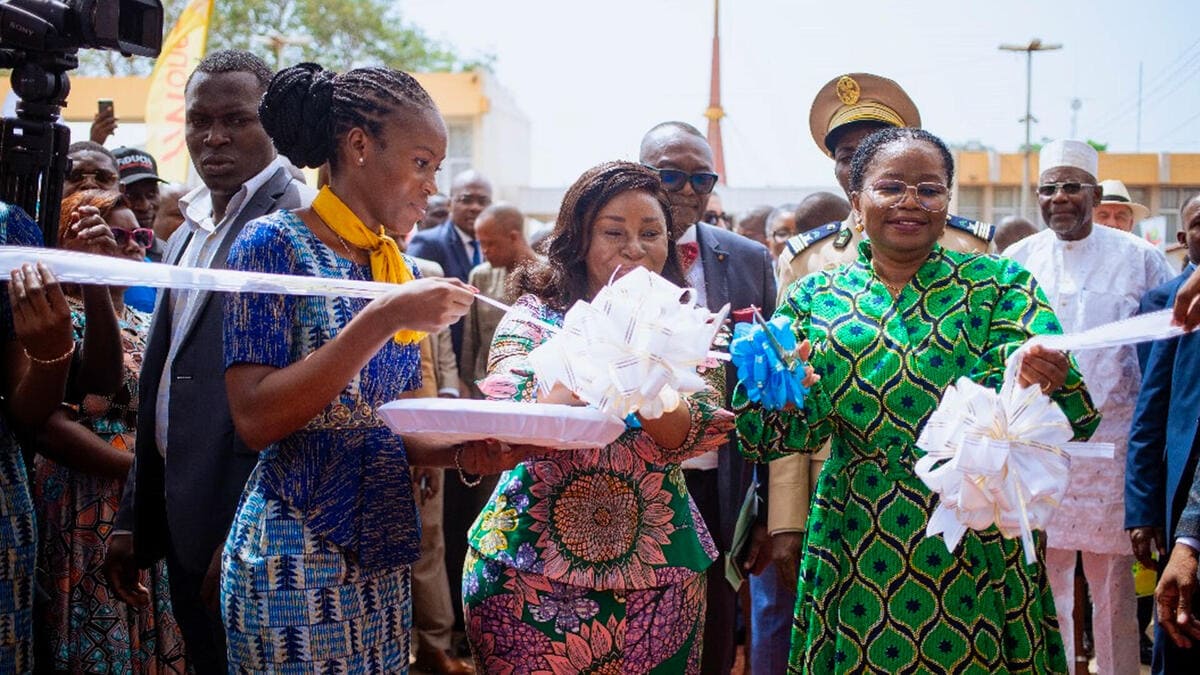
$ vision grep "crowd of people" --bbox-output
[2,49,1200,675]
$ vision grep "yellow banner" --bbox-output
[144,0,214,183]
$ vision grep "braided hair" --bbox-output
[511,161,682,312]
[57,189,128,244]
[848,127,955,193]
[258,62,438,170]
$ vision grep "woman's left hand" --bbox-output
[460,438,544,474]
[1018,344,1069,394]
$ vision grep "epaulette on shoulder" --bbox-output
[947,214,995,242]
[785,221,843,257]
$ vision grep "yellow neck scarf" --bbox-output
[312,186,425,345]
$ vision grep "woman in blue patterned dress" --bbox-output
[0,203,78,673]
[220,63,527,673]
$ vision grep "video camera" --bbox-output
[0,0,163,245]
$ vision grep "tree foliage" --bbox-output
[76,0,488,76]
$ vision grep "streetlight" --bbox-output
[999,38,1061,220]
[253,33,314,70]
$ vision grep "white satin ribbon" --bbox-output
[527,266,727,420]
[917,310,1184,565]
[0,246,400,299]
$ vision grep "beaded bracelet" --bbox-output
[24,342,75,367]
[454,443,483,487]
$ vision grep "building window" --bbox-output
[991,187,1021,222]
[1161,187,1200,239]
[954,187,983,222]
[438,121,475,195]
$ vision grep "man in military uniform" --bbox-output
[755,72,996,673]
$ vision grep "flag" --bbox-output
[144,0,214,183]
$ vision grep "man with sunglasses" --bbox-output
[1006,139,1174,674]
[639,120,776,675]
[762,72,995,675]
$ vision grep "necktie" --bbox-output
[470,239,482,267]
[678,241,700,274]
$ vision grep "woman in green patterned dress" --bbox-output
[736,127,1101,674]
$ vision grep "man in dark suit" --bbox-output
[408,169,494,356]
[103,50,313,675]
[640,121,776,674]
[1127,192,1200,673]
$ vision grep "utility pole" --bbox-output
[999,39,1062,220]
[1070,98,1082,138]
[1136,61,1144,152]
[705,0,727,183]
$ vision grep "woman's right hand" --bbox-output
[61,207,118,256]
[796,339,820,388]
[9,263,72,361]
[371,277,475,335]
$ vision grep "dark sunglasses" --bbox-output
[1037,182,1096,197]
[702,210,733,226]
[643,165,719,195]
[113,227,154,248]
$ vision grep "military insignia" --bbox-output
[836,76,860,105]
[833,228,853,249]
[785,221,842,257]
[946,214,995,242]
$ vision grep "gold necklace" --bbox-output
[322,217,359,262]
[872,262,907,295]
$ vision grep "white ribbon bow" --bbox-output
[527,267,726,420]
[916,310,1185,565]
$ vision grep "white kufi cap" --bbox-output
[1039,139,1098,178]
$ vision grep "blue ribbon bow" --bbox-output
[729,316,809,411]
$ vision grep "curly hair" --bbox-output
[510,161,682,312]
[848,127,955,193]
[57,189,129,245]
[186,49,272,92]
[257,62,438,170]
[67,141,117,167]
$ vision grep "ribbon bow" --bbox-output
[729,315,809,411]
[916,355,1112,565]
[527,267,725,420]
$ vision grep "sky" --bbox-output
[399,0,1198,189]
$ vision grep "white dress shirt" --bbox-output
[154,157,315,456]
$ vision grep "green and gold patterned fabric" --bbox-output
[737,241,1100,674]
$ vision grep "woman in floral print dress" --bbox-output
[462,161,734,674]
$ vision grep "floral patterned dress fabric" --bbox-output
[736,243,1101,674]
[0,203,43,675]
[463,293,734,674]
[220,210,422,673]
[34,299,187,673]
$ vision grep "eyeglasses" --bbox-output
[702,210,733,226]
[643,165,719,195]
[453,194,492,207]
[865,180,950,212]
[66,170,119,185]
[112,227,154,248]
[770,229,797,243]
[1037,182,1096,197]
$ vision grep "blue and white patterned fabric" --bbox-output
[221,210,422,672]
[0,201,45,675]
